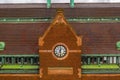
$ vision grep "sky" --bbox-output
[0,0,120,3]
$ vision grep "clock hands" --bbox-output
[60,46,62,57]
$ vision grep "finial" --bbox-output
[56,9,64,13]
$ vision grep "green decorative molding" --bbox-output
[0,54,38,57]
[82,54,120,57]
[0,17,120,23]
[1,64,39,69]
[82,64,119,69]
[0,54,120,57]
[82,69,120,74]
[0,70,38,74]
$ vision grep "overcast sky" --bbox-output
[0,0,120,3]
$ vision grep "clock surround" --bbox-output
[52,43,68,60]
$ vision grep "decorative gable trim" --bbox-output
[39,9,82,46]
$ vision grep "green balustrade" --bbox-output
[2,57,4,64]
[97,57,100,64]
[116,57,119,64]
[0,54,38,57]
[21,58,24,65]
[107,57,110,64]
[31,58,34,64]
[88,57,91,64]
[12,57,15,64]
[4,57,6,64]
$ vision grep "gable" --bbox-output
[39,9,82,50]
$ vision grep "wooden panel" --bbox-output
[82,74,120,80]
[0,74,39,80]
[48,67,73,75]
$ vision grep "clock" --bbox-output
[52,43,68,60]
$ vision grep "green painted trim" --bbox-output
[31,58,33,64]
[70,0,74,8]
[12,57,15,64]
[116,57,119,64]
[21,58,24,65]
[4,57,6,64]
[107,57,109,64]
[2,57,4,64]
[82,69,120,74]
[47,0,51,8]
[88,57,90,64]
[0,42,5,51]
[97,57,100,64]
[0,54,120,57]
[1,64,39,69]
[116,41,120,50]
[82,54,120,57]
[0,70,38,74]
[0,17,120,23]
[82,64,119,69]
[0,54,38,57]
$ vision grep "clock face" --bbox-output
[54,45,67,58]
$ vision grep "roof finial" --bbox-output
[47,0,51,8]
[70,0,74,8]
[56,9,64,13]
